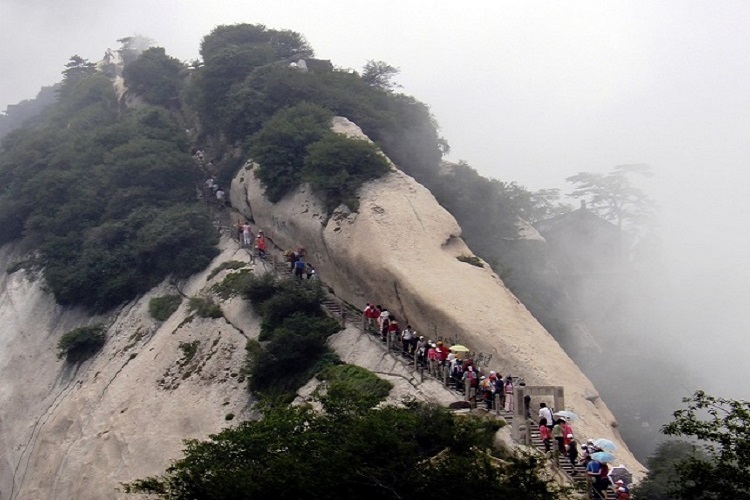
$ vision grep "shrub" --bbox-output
[211,269,252,299]
[178,340,200,365]
[57,324,106,363]
[316,364,393,412]
[188,297,223,318]
[302,133,391,212]
[457,255,484,268]
[207,260,247,281]
[242,272,278,304]
[149,294,182,321]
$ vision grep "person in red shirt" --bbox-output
[387,316,400,348]
[255,232,267,257]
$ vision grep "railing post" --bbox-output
[494,393,501,416]
[464,379,471,402]
[443,364,449,387]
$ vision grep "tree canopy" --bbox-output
[656,391,750,499]
[124,397,563,500]
[566,164,654,231]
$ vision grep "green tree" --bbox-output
[633,440,708,500]
[124,398,562,499]
[566,164,654,231]
[302,133,391,211]
[361,60,401,91]
[122,47,185,106]
[659,391,750,499]
[118,35,156,66]
[249,103,333,202]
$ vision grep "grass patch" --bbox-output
[149,294,182,321]
[179,340,200,365]
[188,297,223,318]
[457,255,484,268]
[316,364,393,411]
[211,269,253,299]
[207,260,247,281]
[57,324,106,363]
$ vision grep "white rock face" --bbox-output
[0,239,257,499]
[231,117,646,477]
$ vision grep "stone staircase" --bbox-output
[235,224,617,499]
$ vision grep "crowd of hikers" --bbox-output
[362,303,630,499]
[192,153,629,499]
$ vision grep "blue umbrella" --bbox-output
[593,438,617,452]
[591,451,615,463]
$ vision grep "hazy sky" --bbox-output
[2,1,749,391]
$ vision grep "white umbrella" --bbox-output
[554,410,579,421]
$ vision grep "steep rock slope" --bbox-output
[231,117,646,476]
[0,240,255,499]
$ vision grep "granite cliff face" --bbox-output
[231,117,645,476]
[0,242,256,499]
[0,116,646,498]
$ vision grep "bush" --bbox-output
[149,294,182,321]
[211,269,252,299]
[188,297,223,318]
[316,364,393,412]
[457,255,484,268]
[207,260,247,281]
[178,340,200,365]
[242,272,278,304]
[302,133,391,212]
[57,324,106,363]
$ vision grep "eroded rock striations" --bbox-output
[0,242,256,499]
[231,116,646,477]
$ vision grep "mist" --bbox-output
[2,0,749,453]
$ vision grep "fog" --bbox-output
[2,0,749,439]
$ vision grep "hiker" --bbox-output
[427,343,439,376]
[567,434,579,473]
[363,303,378,331]
[287,249,300,271]
[378,306,389,332]
[551,418,567,455]
[503,375,515,411]
[539,403,555,429]
[242,223,253,247]
[305,263,316,279]
[463,365,477,400]
[380,314,391,342]
[215,187,225,207]
[401,324,415,354]
[235,220,244,242]
[538,418,552,452]
[387,316,400,347]
[416,336,428,366]
[256,232,267,257]
[293,258,305,279]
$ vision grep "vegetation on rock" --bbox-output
[124,396,562,500]
[149,295,183,321]
[241,273,341,400]
[57,324,106,363]
[188,297,223,319]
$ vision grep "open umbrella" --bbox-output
[593,438,617,452]
[554,410,579,421]
[449,345,470,353]
[608,465,633,486]
[591,451,615,463]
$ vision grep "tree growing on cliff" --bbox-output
[566,164,654,232]
[361,60,401,91]
[122,47,185,106]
